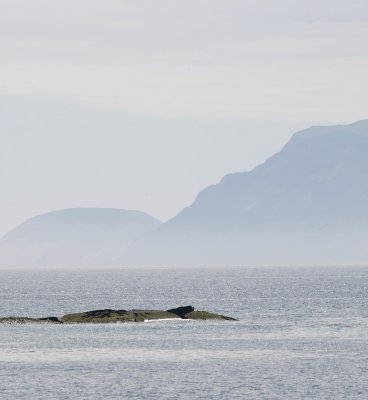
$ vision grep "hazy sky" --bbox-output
[1,0,368,236]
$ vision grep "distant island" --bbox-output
[0,208,161,267]
[0,306,237,324]
[0,120,367,267]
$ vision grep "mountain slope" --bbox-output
[125,120,368,266]
[0,208,161,267]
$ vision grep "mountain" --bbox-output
[125,120,368,266]
[0,208,161,267]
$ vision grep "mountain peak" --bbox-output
[293,119,368,139]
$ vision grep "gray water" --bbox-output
[1,266,368,399]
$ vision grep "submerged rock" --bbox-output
[0,316,62,324]
[184,310,237,320]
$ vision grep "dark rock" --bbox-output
[82,309,127,318]
[166,305,195,318]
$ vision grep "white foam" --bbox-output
[143,318,188,322]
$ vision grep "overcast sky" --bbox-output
[1,0,368,236]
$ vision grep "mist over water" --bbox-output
[1,266,368,399]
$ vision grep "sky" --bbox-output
[1,0,368,236]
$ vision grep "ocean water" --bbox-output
[0,266,368,399]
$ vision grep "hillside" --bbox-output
[0,208,161,267]
[124,120,368,266]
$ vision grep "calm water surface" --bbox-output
[0,266,368,399]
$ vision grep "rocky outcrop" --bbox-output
[0,306,237,324]
[60,309,177,323]
[61,306,237,323]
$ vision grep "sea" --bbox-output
[0,266,367,399]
